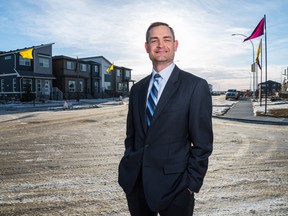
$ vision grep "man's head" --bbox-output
[145,22,178,71]
[145,22,175,43]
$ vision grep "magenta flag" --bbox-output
[243,17,265,42]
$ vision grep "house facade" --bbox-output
[257,80,282,97]
[52,56,101,100]
[52,55,132,100]
[81,56,132,97]
[0,45,133,101]
[0,43,55,101]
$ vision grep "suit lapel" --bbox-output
[150,66,180,127]
[139,75,151,132]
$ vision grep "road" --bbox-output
[0,103,287,215]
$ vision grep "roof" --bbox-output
[80,56,112,65]
[0,43,55,57]
[259,80,281,85]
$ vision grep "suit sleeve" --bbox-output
[187,79,213,193]
[124,85,135,156]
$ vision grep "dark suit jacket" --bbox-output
[118,65,213,211]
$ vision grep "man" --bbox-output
[118,22,213,216]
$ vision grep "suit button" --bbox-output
[145,144,149,148]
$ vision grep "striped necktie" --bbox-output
[146,73,161,127]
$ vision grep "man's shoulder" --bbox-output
[178,68,204,82]
[133,75,150,87]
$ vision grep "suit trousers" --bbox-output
[126,172,195,216]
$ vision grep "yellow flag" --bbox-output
[106,63,114,74]
[255,39,262,70]
[19,48,33,59]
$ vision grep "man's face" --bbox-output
[145,25,178,68]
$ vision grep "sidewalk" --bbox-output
[213,97,288,125]
[0,98,122,114]
[1,97,287,125]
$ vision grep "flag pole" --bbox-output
[264,14,268,115]
[260,39,263,106]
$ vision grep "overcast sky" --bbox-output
[1,0,288,91]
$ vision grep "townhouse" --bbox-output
[0,43,55,101]
[0,44,133,101]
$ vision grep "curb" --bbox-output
[212,115,288,126]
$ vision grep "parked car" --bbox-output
[225,89,239,100]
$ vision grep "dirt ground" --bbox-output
[0,100,287,215]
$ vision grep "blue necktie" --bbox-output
[147,74,161,127]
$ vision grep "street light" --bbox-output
[232,33,256,101]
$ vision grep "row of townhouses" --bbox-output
[0,43,134,102]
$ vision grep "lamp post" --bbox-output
[247,71,252,92]
[232,33,256,101]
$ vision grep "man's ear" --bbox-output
[145,42,149,53]
[174,40,179,51]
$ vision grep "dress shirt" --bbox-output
[146,63,175,105]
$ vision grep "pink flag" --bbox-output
[243,17,265,42]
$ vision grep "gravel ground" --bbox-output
[0,98,287,216]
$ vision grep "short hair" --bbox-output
[145,22,175,42]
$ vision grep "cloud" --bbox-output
[1,0,287,91]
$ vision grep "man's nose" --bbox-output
[157,40,164,47]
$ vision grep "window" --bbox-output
[19,56,31,66]
[1,79,4,92]
[117,82,128,91]
[44,80,50,94]
[68,80,75,92]
[125,70,130,78]
[117,69,121,77]
[94,65,99,73]
[80,63,87,72]
[13,78,16,92]
[67,61,74,70]
[104,82,111,90]
[37,80,41,92]
[39,57,49,68]
[5,55,12,60]
[79,81,84,92]
[23,78,32,86]
[23,78,32,92]
[117,82,123,91]
[94,81,99,93]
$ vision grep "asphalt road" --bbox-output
[0,102,287,215]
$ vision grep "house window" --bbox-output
[39,57,49,68]
[104,82,111,90]
[117,82,123,91]
[37,80,41,92]
[79,81,84,92]
[125,70,130,78]
[117,82,128,91]
[23,78,32,93]
[19,56,31,66]
[80,63,87,72]
[117,69,121,77]
[23,78,32,86]
[68,80,75,92]
[44,80,50,94]
[1,79,4,92]
[5,55,12,60]
[67,61,74,70]
[94,81,99,93]
[13,78,16,92]
[94,65,99,73]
